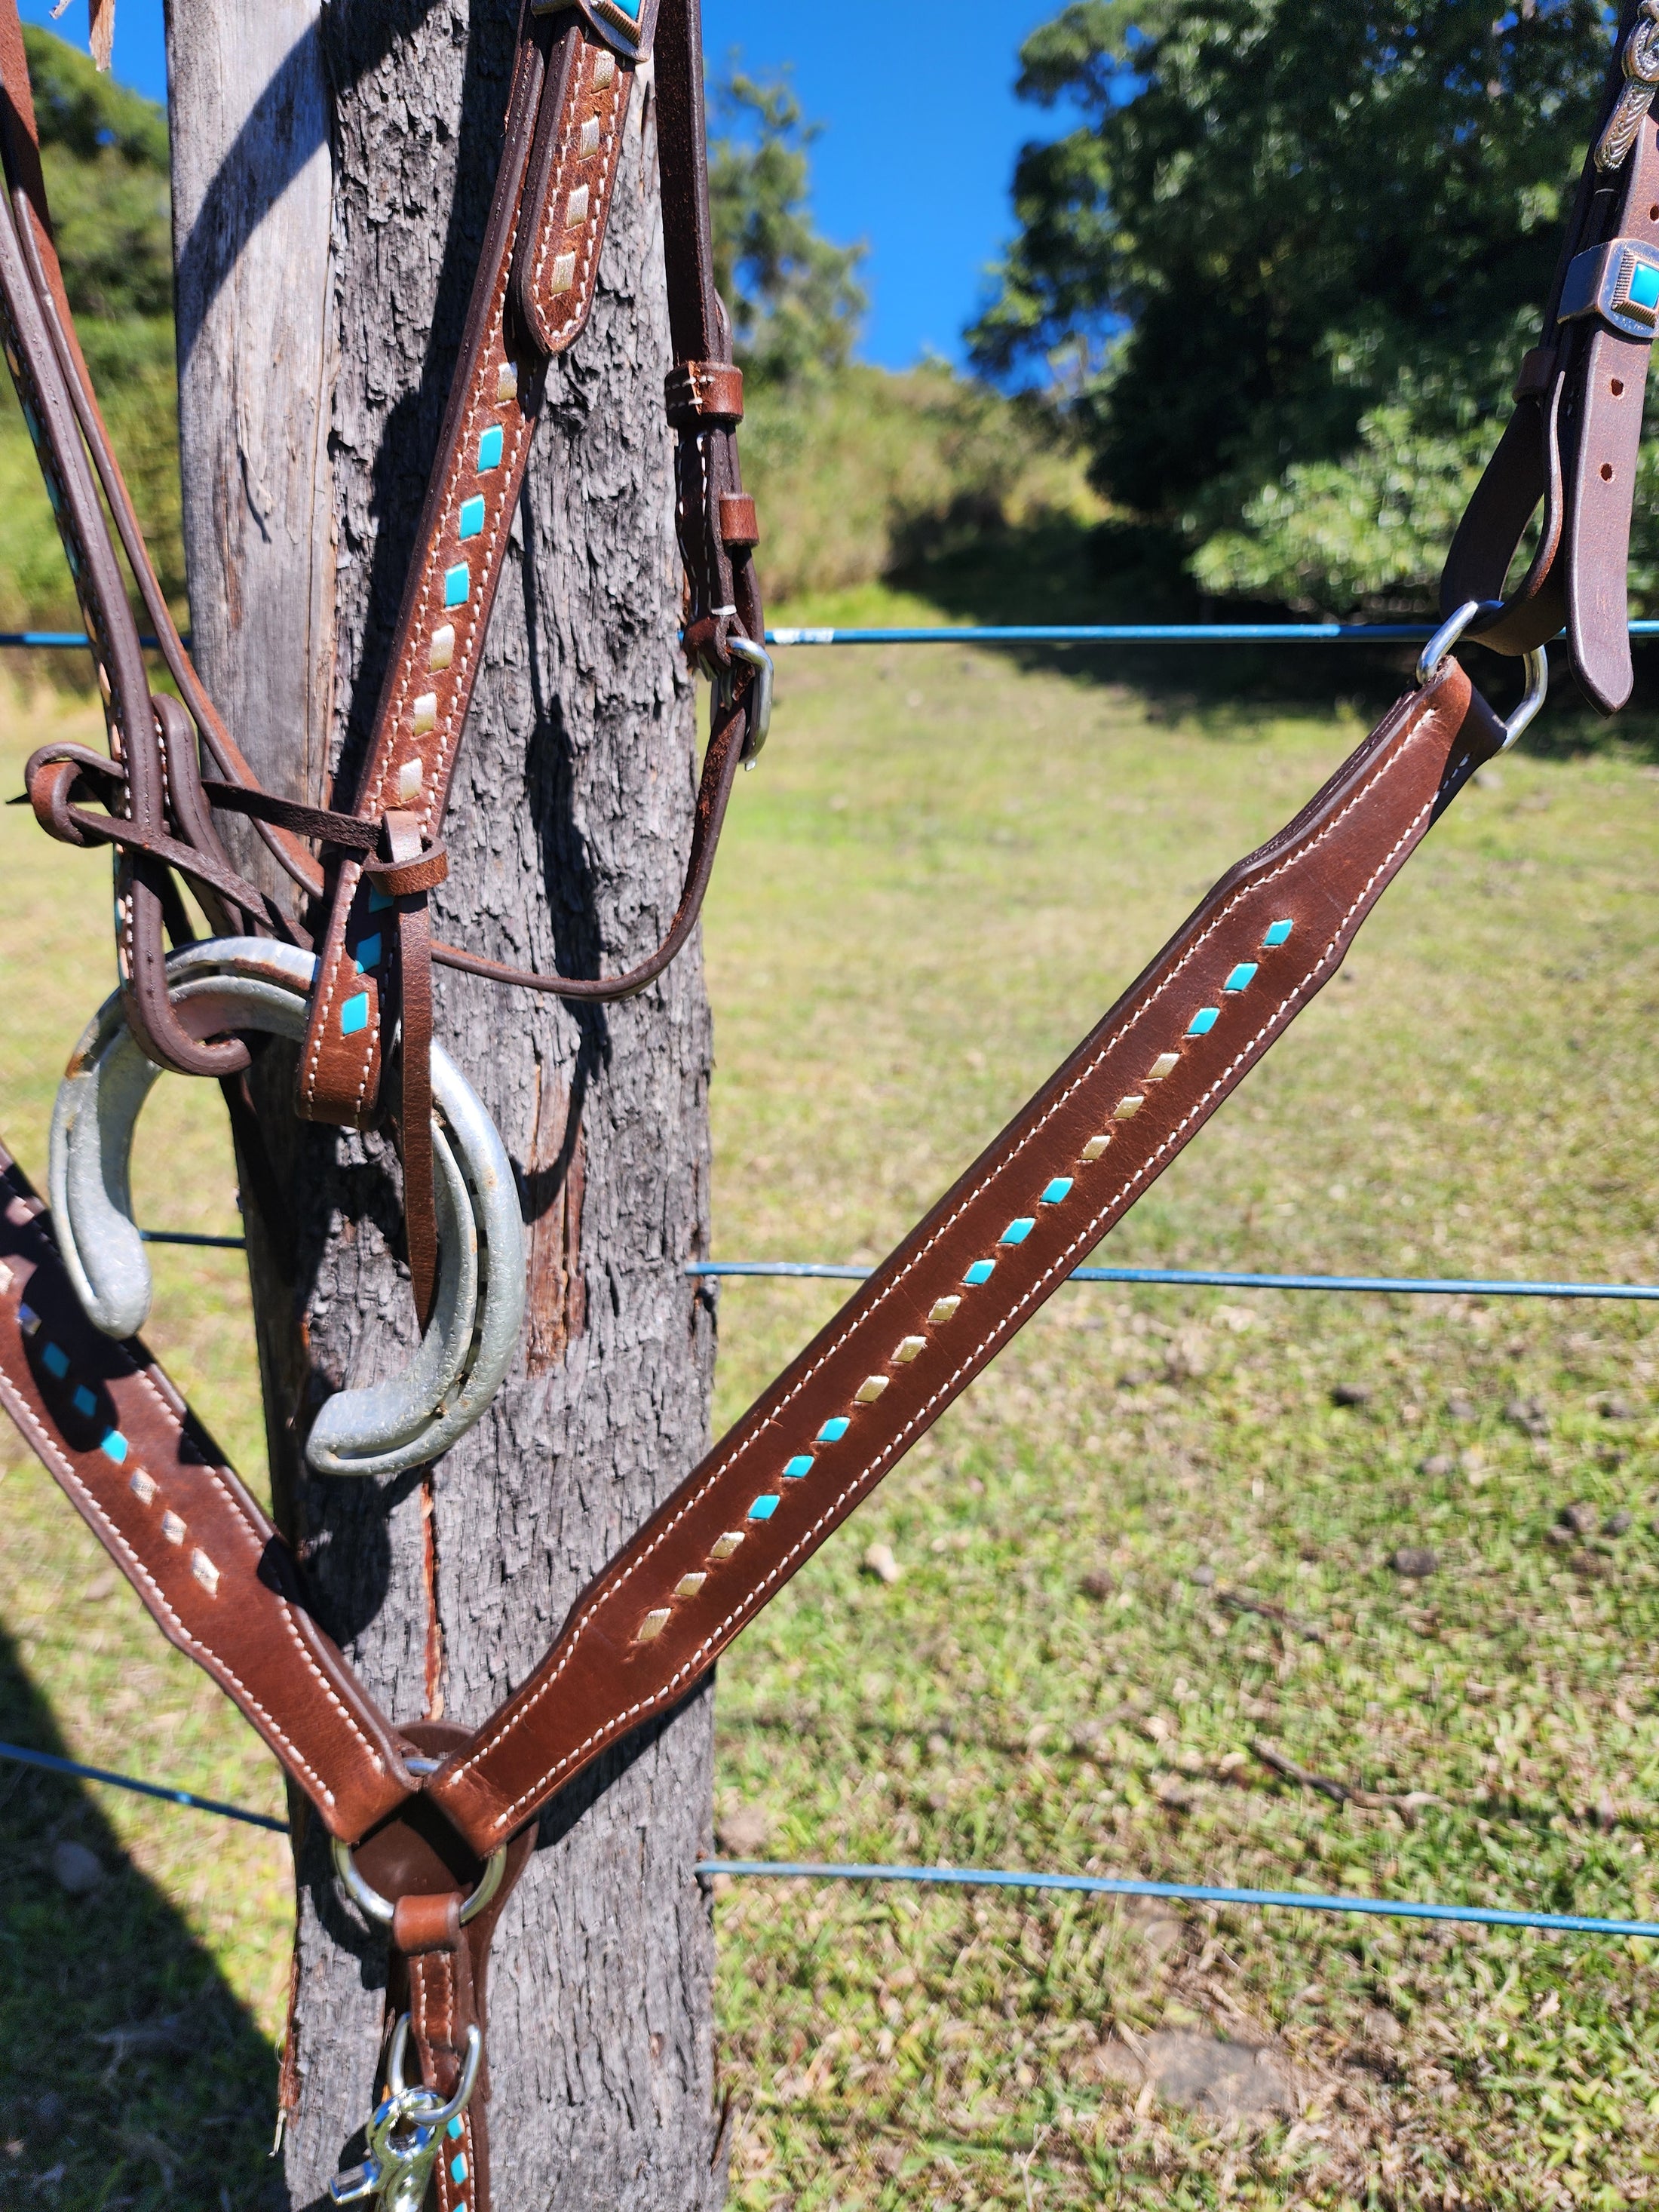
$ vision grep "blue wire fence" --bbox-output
[2,1738,1652,1941]
[11,619,1659,652]
[688,1259,1659,1302]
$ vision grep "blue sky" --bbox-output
[21,0,1073,371]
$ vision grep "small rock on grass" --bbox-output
[50,1839,103,1896]
[1111,2029,1296,2119]
[1331,1382,1372,1408]
[1605,1510,1634,1537]
[862,1542,901,1585]
[1189,1564,1216,1588]
[1420,1453,1455,1478]
[1505,1395,1548,1437]
[1446,1393,1478,1422]
[1561,1500,1599,1538]
[1391,1548,1437,1578]
[714,1805,771,1858]
[1080,1567,1115,1600]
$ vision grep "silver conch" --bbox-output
[1597,0,1659,174]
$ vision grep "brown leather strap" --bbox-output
[382,809,439,1329]
[508,14,633,357]
[0,1140,413,1839]
[1442,4,1659,711]
[0,94,244,1081]
[422,680,749,1002]
[0,0,321,907]
[349,1722,536,2212]
[427,660,1504,1854]
[297,9,566,1131]
[655,0,765,667]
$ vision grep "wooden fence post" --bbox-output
[167,4,725,2198]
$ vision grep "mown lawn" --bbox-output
[4,632,1659,2208]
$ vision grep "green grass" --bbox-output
[5,638,1659,2206]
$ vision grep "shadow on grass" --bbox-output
[890,511,1659,759]
[0,1619,282,2210]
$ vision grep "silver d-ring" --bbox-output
[1415,598,1549,753]
[331,1834,508,1928]
[48,937,526,1479]
[1415,598,1498,687]
[724,634,774,764]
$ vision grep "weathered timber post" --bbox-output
[166,3,724,2201]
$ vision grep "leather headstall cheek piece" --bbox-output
[1443,0,1659,713]
[0,5,1647,2207]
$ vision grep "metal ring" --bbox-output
[385,2013,482,2124]
[48,937,526,1479]
[1415,599,1498,687]
[331,1835,508,1928]
[1415,597,1550,753]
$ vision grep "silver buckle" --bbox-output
[1557,235,1659,339]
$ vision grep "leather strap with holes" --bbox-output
[1443,2,1659,713]
[425,660,1505,1854]
[0,1140,412,1840]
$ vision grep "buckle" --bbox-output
[1557,236,1659,339]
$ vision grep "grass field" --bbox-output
[5,630,1659,2208]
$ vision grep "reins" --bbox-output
[0,6,1653,2207]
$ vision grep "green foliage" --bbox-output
[708,70,866,385]
[971,0,1618,615]
[741,362,1101,606]
[0,27,181,628]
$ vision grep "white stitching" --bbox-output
[121,1364,389,1772]
[449,688,1460,1817]
[528,51,624,351]
[0,1367,339,1808]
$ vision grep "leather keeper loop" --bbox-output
[364,843,449,899]
[664,360,744,425]
[1513,345,1560,400]
[719,492,760,548]
[24,742,124,847]
[28,756,97,845]
[391,1891,465,1954]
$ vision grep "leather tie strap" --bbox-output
[376,810,441,1328]
[424,659,1505,1855]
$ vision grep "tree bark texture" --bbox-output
[167,6,724,2204]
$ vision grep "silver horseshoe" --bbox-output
[48,937,526,1479]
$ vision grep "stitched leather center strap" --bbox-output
[425,662,1504,1855]
[0,1142,412,1839]
[298,12,630,1134]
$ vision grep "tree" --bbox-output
[707,69,866,384]
[970,0,1620,615]
[167,3,722,2201]
[0,26,180,619]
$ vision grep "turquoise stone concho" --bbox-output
[1558,236,1659,340]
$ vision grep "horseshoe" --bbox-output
[48,938,526,1479]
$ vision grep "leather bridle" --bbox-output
[0,7,1651,2207]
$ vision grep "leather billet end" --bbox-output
[508,20,633,362]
